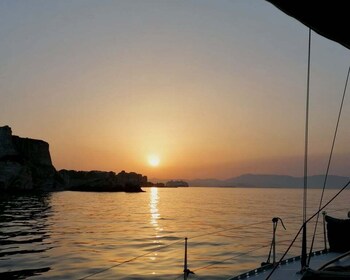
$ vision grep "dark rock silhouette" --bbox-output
[59,170,146,192]
[144,180,189,188]
[165,180,189,187]
[0,126,147,193]
[0,126,63,191]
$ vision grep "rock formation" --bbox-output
[165,180,189,187]
[0,126,63,191]
[0,125,147,193]
[59,170,146,192]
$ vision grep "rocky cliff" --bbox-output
[0,125,148,193]
[0,126,63,191]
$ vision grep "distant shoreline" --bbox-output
[188,185,348,189]
[151,174,349,189]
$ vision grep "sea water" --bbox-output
[1,187,349,280]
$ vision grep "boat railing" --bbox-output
[177,220,327,280]
[77,208,346,280]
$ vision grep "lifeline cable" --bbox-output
[77,209,335,280]
[78,239,184,280]
[266,178,350,280]
[173,243,272,280]
[77,218,271,280]
[301,27,312,270]
[307,64,350,266]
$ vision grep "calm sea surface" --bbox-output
[1,187,349,280]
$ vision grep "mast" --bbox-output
[301,28,311,270]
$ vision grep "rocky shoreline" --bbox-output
[0,126,146,193]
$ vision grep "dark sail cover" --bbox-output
[266,1,350,50]
[325,215,350,253]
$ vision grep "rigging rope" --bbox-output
[188,220,270,240]
[77,239,184,280]
[307,64,350,266]
[193,244,270,273]
[77,205,348,280]
[266,178,350,280]
[172,243,274,280]
[77,218,271,280]
[301,27,312,270]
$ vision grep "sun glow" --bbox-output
[148,155,160,167]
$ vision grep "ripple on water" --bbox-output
[1,188,349,279]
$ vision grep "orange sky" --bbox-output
[1,1,350,179]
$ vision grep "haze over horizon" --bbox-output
[1,0,350,179]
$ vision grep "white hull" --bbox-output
[228,250,350,280]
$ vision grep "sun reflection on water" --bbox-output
[149,187,163,262]
[150,187,160,228]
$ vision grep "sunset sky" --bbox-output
[1,0,350,179]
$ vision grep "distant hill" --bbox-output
[183,174,349,188]
[186,178,225,187]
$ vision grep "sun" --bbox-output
[148,155,160,167]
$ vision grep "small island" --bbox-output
[165,180,189,187]
[144,180,189,188]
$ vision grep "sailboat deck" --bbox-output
[228,250,350,280]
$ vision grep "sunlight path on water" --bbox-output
[0,188,349,279]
